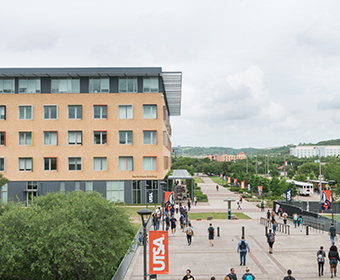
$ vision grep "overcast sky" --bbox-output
[1,1,340,149]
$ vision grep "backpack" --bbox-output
[188,228,193,236]
[240,240,246,250]
[330,227,336,237]
[208,227,214,235]
[245,274,253,280]
[269,233,275,243]
[317,250,325,262]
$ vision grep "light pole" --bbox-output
[284,154,287,179]
[160,181,167,230]
[254,155,257,175]
[265,155,268,176]
[137,209,153,280]
[314,147,322,193]
[329,180,336,224]
[145,184,149,209]
[246,155,248,174]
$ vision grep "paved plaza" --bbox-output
[125,178,333,280]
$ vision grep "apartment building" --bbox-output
[290,146,340,158]
[0,67,182,205]
[207,152,247,162]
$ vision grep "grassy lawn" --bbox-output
[320,214,340,222]
[188,212,251,220]
[193,176,205,184]
[210,176,225,185]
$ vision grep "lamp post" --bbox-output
[261,181,264,202]
[329,180,336,224]
[145,184,149,209]
[160,181,167,231]
[314,147,322,193]
[265,155,268,176]
[246,155,248,174]
[254,155,257,175]
[137,209,153,280]
[284,154,287,179]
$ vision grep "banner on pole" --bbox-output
[258,186,263,196]
[321,190,331,211]
[247,183,251,191]
[241,181,245,189]
[227,177,231,183]
[164,192,175,213]
[286,189,292,202]
[148,190,154,204]
[149,231,169,274]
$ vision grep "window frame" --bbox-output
[51,78,80,93]
[89,78,110,93]
[68,157,82,171]
[118,105,133,119]
[143,105,157,119]
[19,157,33,171]
[93,131,107,145]
[0,78,15,93]
[0,106,6,120]
[18,78,41,94]
[68,105,82,119]
[143,130,157,145]
[19,105,33,120]
[19,131,32,146]
[119,156,133,171]
[44,105,58,120]
[0,132,5,146]
[143,156,157,171]
[68,131,82,145]
[93,105,108,119]
[0,158,5,172]
[93,157,107,171]
[119,131,133,145]
[118,77,138,93]
[44,157,58,171]
[44,131,58,145]
[143,77,159,93]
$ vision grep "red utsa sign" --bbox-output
[149,231,169,274]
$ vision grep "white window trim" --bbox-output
[118,105,133,119]
[18,105,33,120]
[68,157,82,171]
[43,105,58,120]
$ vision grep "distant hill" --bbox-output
[298,139,340,146]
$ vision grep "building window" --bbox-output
[19,132,32,145]
[89,78,109,93]
[51,78,80,93]
[19,78,41,93]
[19,158,33,171]
[86,181,93,192]
[44,131,57,145]
[106,180,124,202]
[68,105,82,119]
[94,105,107,119]
[19,105,33,120]
[119,157,133,171]
[75,182,81,191]
[0,132,5,146]
[1,184,7,203]
[143,157,157,170]
[0,106,6,120]
[163,131,168,146]
[68,157,82,171]
[119,131,133,145]
[94,157,107,171]
[143,77,159,92]
[94,131,107,145]
[0,158,5,172]
[143,131,157,144]
[0,79,15,93]
[68,131,82,145]
[118,105,133,119]
[60,181,65,192]
[119,77,137,93]
[143,105,157,119]
[44,157,57,171]
[132,180,141,204]
[44,105,57,119]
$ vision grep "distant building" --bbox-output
[207,152,247,162]
[290,145,340,158]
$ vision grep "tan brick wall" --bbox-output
[0,92,171,181]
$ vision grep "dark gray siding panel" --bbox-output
[15,78,19,93]
[138,77,143,93]
[80,77,89,93]
[94,181,106,197]
[159,77,164,93]
[65,181,74,193]
[41,78,51,93]
[110,77,118,93]
[8,181,26,203]
[124,180,133,204]
[40,181,60,195]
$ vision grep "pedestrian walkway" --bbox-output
[124,177,331,280]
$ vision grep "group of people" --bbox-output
[183,268,295,280]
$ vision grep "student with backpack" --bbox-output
[293,213,298,228]
[266,229,275,254]
[186,223,194,246]
[283,269,295,280]
[328,244,340,278]
[237,236,250,266]
[299,215,303,232]
[224,268,237,280]
[241,266,255,280]
[317,246,326,277]
[329,223,337,244]
[207,223,215,246]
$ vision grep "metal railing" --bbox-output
[112,217,152,280]
[260,217,290,235]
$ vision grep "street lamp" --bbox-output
[329,180,336,224]
[284,154,287,179]
[160,181,167,230]
[145,184,149,209]
[137,209,153,280]
[261,181,264,202]
[314,147,322,194]
[254,155,257,175]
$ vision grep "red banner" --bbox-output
[321,190,331,211]
[258,186,263,196]
[241,181,245,189]
[164,191,175,213]
[149,231,169,274]
[227,177,231,183]
[234,178,237,186]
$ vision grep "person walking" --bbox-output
[237,200,242,210]
[329,223,337,244]
[266,209,270,220]
[186,222,194,246]
[271,209,276,222]
[224,268,238,280]
[293,213,298,228]
[329,244,340,278]
[237,236,250,266]
[317,245,326,277]
[277,206,283,218]
[194,196,197,206]
[182,269,195,280]
[187,199,191,211]
[240,195,243,204]
[266,229,275,254]
[272,220,278,235]
[282,212,288,225]
[216,185,219,191]
[283,269,295,280]
[260,201,264,212]
[175,203,179,214]
[170,215,177,235]
[241,267,255,280]
[207,223,215,246]
[299,215,303,232]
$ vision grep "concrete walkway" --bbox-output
[125,177,331,280]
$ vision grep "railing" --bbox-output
[260,217,290,235]
[111,217,152,280]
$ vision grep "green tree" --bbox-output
[0,191,135,279]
